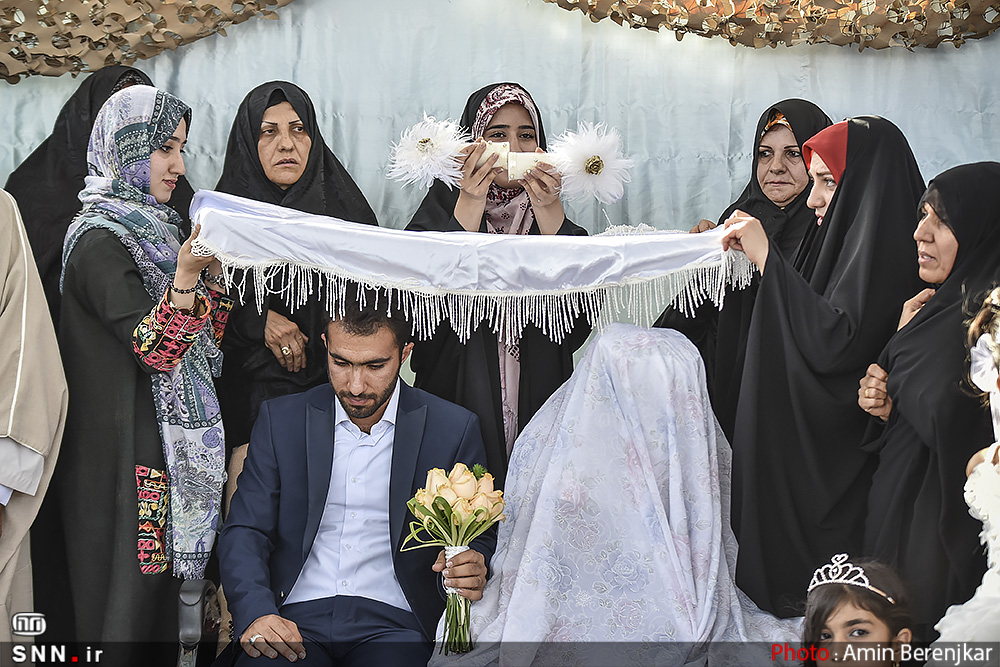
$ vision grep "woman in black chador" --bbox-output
[406,82,590,485]
[720,117,925,617]
[858,163,1000,637]
[215,81,378,452]
[656,99,831,438]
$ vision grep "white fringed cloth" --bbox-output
[190,191,755,344]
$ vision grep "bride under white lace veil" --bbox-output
[432,323,800,666]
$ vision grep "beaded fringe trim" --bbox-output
[192,228,754,345]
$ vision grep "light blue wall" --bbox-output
[3,0,998,232]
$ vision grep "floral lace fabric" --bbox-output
[431,324,799,665]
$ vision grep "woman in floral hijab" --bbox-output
[48,85,231,660]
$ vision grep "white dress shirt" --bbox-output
[284,381,411,612]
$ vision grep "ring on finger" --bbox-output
[865,388,871,398]
[281,345,292,356]
[248,634,264,644]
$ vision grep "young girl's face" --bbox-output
[819,601,910,666]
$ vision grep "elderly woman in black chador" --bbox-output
[215,81,378,464]
[720,117,925,618]
[406,82,590,485]
[656,99,831,437]
[856,162,1000,637]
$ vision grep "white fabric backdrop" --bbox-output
[2,0,998,233]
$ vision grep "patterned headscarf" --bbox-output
[761,110,793,137]
[70,84,191,277]
[471,84,542,237]
[63,85,225,580]
[471,84,541,146]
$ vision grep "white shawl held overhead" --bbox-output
[190,191,754,343]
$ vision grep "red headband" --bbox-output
[803,121,848,184]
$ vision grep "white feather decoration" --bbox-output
[548,122,634,204]
[387,115,470,189]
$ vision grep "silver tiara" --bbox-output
[807,554,896,604]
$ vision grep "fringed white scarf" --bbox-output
[190,191,755,344]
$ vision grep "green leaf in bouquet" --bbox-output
[401,519,449,551]
[431,495,454,519]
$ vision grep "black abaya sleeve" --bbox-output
[731,250,887,616]
[547,217,588,237]
[756,250,906,375]
[62,229,161,373]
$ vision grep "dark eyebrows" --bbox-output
[261,117,304,126]
[161,135,186,148]
[485,123,535,132]
[328,351,393,366]
[842,618,873,627]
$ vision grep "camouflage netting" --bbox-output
[541,0,1000,49]
[0,0,296,84]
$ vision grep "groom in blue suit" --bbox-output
[218,295,496,666]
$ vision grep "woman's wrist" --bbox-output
[170,269,201,312]
[173,268,200,290]
[167,288,202,315]
[757,245,770,275]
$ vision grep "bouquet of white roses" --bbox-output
[402,462,505,654]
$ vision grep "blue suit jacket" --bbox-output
[218,381,497,641]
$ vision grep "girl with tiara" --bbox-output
[933,287,1000,641]
[802,554,913,667]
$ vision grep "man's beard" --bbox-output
[336,381,395,420]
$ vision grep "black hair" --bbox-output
[918,183,951,229]
[801,559,912,666]
[326,287,411,351]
